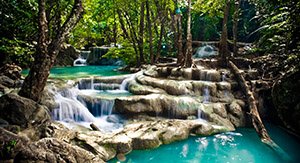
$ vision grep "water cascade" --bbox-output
[193,45,218,58]
[89,99,115,117]
[52,88,95,122]
[197,104,205,120]
[120,72,140,90]
[73,57,87,66]
[73,50,91,66]
[203,87,210,103]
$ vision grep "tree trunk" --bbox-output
[177,14,184,65]
[220,0,230,66]
[228,61,279,148]
[232,0,241,56]
[117,10,129,39]
[19,0,83,101]
[184,0,193,67]
[113,0,117,46]
[146,0,154,64]
[137,2,145,66]
[156,24,164,62]
[123,11,139,66]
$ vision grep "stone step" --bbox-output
[115,94,245,128]
[133,74,233,97]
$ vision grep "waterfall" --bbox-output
[120,72,140,90]
[89,99,115,117]
[198,104,203,119]
[73,56,87,66]
[203,87,210,103]
[193,45,218,58]
[52,88,96,122]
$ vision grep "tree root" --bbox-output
[228,60,281,150]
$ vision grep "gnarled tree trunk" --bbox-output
[19,0,83,101]
[229,61,280,150]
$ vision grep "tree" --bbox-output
[19,0,83,101]
[146,0,154,64]
[184,0,193,67]
[219,0,231,65]
[232,0,241,56]
[137,1,145,66]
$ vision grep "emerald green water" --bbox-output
[109,124,300,163]
[22,66,127,79]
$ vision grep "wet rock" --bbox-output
[55,44,80,66]
[192,81,217,96]
[115,94,199,118]
[159,121,190,144]
[136,75,192,96]
[143,65,158,77]
[213,103,228,118]
[207,114,235,131]
[40,86,58,111]
[75,132,117,161]
[44,122,76,142]
[128,80,165,95]
[102,134,132,154]
[183,68,192,80]
[272,70,300,134]
[0,75,15,88]
[0,64,22,80]
[228,100,244,118]
[0,93,51,128]
[15,138,104,163]
[192,122,214,136]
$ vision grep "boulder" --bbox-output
[14,138,104,163]
[128,80,166,95]
[0,75,15,88]
[272,70,300,134]
[55,44,80,66]
[0,64,22,80]
[0,93,51,128]
[115,94,199,118]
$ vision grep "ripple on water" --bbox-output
[109,124,300,163]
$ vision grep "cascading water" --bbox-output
[120,72,141,90]
[73,51,90,66]
[221,71,229,98]
[193,45,218,58]
[197,104,203,119]
[203,87,210,103]
[73,57,87,66]
[52,88,95,122]
[89,99,115,117]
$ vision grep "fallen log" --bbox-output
[228,61,278,147]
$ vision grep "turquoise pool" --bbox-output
[109,124,300,163]
[22,66,128,79]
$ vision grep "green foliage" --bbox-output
[0,140,17,159]
[0,38,34,68]
[249,0,300,54]
[103,41,136,66]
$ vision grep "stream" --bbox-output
[109,124,300,163]
[22,66,300,163]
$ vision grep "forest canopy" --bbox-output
[0,0,299,68]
